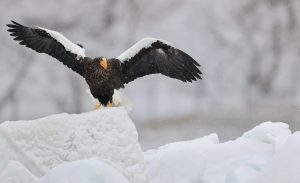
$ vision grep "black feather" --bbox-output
[7,20,84,77]
[120,40,202,84]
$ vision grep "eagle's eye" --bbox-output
[99,58,108,69]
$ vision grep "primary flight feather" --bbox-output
[7,20,202,107]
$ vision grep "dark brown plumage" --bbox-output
[7,20,202,107]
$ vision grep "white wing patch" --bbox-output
[117,37,171,62]
[36,26,85,59]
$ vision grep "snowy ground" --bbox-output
[0,108,299,183]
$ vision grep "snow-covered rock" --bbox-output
[255,132,300,183]
[0,107,147,183]
[144,134,218,183]
[242,122,291,150]
[0,160,37,183]
[35,159,129,183]
[144,122,299,183]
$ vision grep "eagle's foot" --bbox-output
[95,102,113,109]
[106,102,113,107]
[95,103,101,110]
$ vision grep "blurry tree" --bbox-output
[0,55,35,120]
[237,0,300,96]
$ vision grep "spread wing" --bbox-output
[118,38,202,84]
[7,20,85,77]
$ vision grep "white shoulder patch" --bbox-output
[36,26,85,59]
[117,37,171,62]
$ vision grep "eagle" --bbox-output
[7,21,202,108]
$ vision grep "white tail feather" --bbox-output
[112,90,133,111]
[85,89,132,111]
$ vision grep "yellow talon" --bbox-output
[95,103,101,110]
[106,102,113,107]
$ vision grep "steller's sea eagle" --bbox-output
[7,20,202,107]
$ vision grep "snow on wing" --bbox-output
[36,26,85,58]
[117,37,171,62]
[6,20,85,77]
[119,37,202,84]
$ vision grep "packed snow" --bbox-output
[117,37,171,62]
[0,160,37,183]
[0,109,299,183]
[35,159,129,183]
[254,132,300,183]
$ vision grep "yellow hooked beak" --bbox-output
[99,58,108,69]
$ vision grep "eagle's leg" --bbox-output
[97,93,113,108]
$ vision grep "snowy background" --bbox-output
[1,0,300,149]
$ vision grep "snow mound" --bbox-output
[255,132,300,183]
[0,107,147,183]
[35,159,129,183]
[145,134,218,183]
[145,122,298,183]
[242,122,291,150]
[0,160,37,183]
